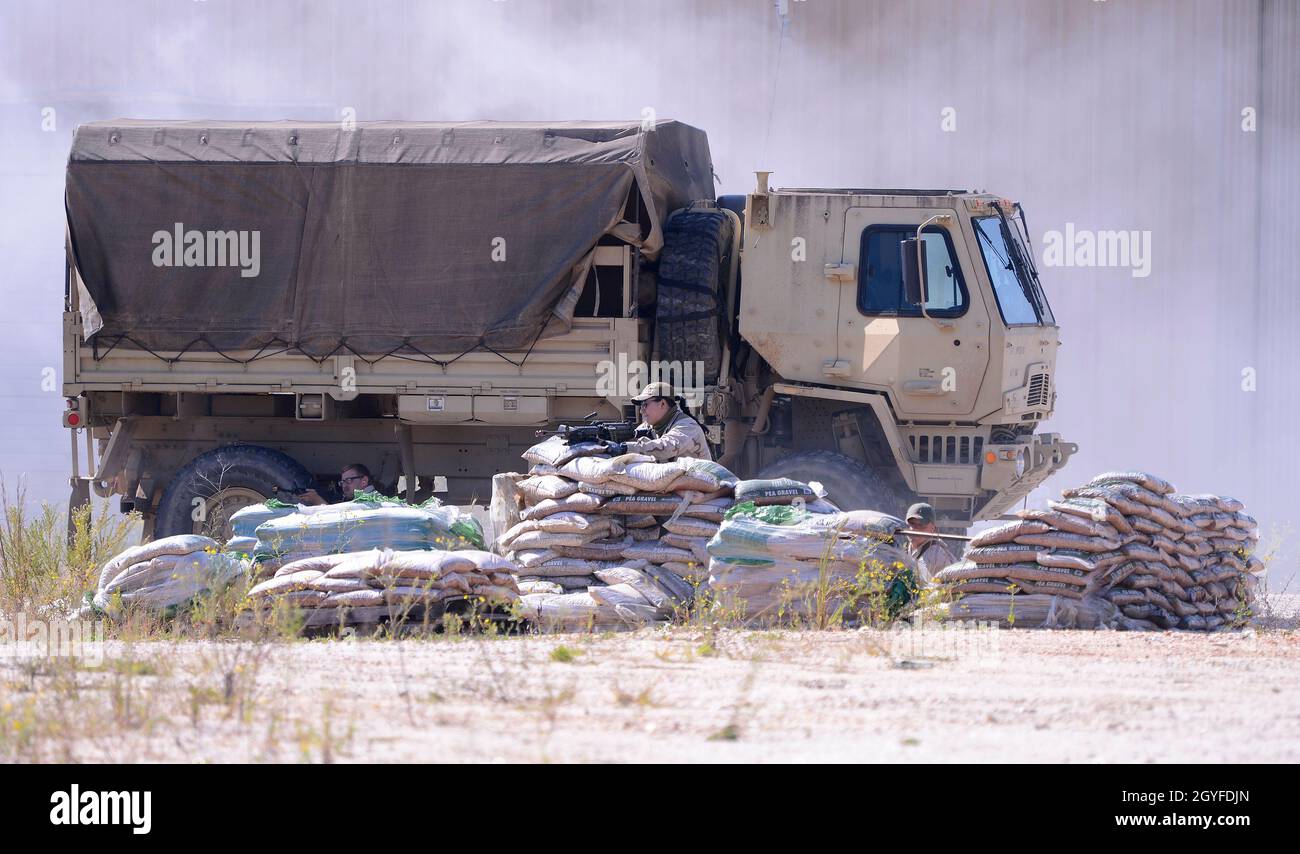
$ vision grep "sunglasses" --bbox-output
[339,474,367,484]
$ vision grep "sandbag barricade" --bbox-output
[94,534,247,614]
[497,439,756,631]
[936,471,1263,631]
[705,503,917,626]
[249,497,485,572]
[247,548,519,619]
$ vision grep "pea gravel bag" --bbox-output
[939,471,1264,632]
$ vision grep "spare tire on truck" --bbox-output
[655,207,734,385]
[756,450,908,518]
[153,445,314,540]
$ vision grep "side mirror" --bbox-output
[900,237,924,305]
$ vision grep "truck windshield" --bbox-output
[973,213,1055,326]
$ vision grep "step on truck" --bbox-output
[61,119,1076,539]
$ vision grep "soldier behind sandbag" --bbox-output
[905,502,960,585]
[602,381,712,462]
[298,463,376,506]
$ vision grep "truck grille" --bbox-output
[910,433,984,465]
[1026,372,1051,408]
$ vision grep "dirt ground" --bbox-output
[3,595,1298,763]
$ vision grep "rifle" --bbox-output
[276,480,322,503]
[535,408,654,446]
[899,530,973,542]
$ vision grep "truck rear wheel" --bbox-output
[756,450,908,517]
[655,208,733,384]
[153,445,314,540]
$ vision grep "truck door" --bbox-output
[837,206,991,419]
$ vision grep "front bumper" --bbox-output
[976,432,1079,520]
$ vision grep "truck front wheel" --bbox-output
[152,445,314,540]
[756,450,908,517]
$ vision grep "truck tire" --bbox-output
[153,445,314,540]
[756,450,908,518]
[656,209,733,384]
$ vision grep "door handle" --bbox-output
[823,263,855,283]
[902,380,945,395]
[822,359,851,377]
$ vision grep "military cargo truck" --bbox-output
[61,119,1075,538]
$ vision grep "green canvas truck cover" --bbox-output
[65,119,714,357]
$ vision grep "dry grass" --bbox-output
[0,479,136,618]
[1,482,1294,762]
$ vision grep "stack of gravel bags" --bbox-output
[706,500,918,626]
[942,592,1120,629]
[1093,487,1261,631]
[936,471,1263,631]
[732,478,839,510]
[499,499,627,592]
[494,436,745,631]
[246,548,518,615]
[94,534,247,614]
[519,558,697,632]
[250,497,485,572]
[225,499,298,564]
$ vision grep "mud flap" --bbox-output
[67,478,91,542]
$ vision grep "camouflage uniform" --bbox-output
[625,407,712,462]
[910,536,960,585]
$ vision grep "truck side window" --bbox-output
[858,225,968,317]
